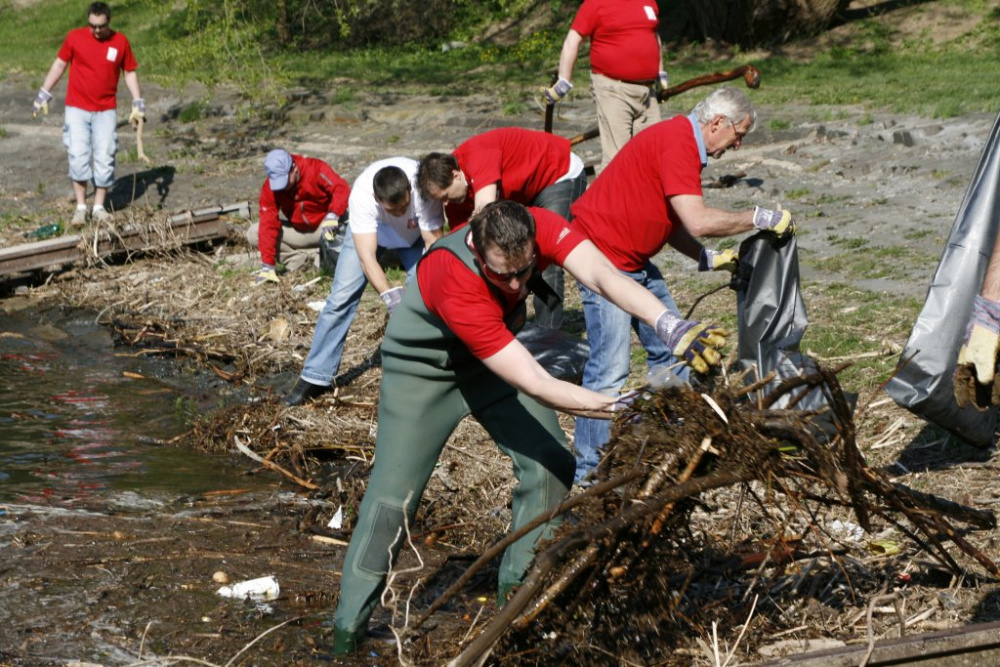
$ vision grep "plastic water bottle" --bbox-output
[216,575,280,601]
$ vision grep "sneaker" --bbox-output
[91,208,113,223]
[70,208,88,227]
[284,378,329,406]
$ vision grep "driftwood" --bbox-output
[403,365,998,665]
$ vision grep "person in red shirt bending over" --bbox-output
[570,87,798,485]
[417,127,587,329]
[544,0,669,173]
[247,148,351,284]
[330,199,727,655]
[32,2,144,227]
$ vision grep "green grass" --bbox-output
[3,1,998,119]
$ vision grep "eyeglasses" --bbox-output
[89,22,109,31]
[726,119,749,141]
[479,253,537,282]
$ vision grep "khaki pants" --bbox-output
[245,221,321,272]
[590,72,661,174]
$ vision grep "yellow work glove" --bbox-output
[319,214,340,243]
[32,88,52,119]
[698,247,738,273]
[752,205,796,238]
[957,295,1000,385]
[253,264,279,285]
[542,77,573,105]
[654,310,728,374]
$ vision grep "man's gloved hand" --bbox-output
[542,77,573,105]
[380,286,404,314]
[654,310,727,374]
[698,247,738,273]
[752,206,796,237]
[957,295,1000,384]
[129,98,146,128]
[654,70,670,98]
[253,264,280,285]
[32,88,53,119]
[611,389,642,413]
[319,213,340,243]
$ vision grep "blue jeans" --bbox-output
[63,106,117,188]
[573,262,690,483]
[300,227,425,387]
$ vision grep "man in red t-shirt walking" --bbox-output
[32,2,145,227]
[544,0,669,172]
[570,87,798,484]
[417,127,587,329]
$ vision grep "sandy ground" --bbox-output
[3,51,1000,665]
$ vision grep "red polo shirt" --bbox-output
[58,27,138,112]
[572,0,661,83]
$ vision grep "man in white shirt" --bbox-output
[285,158,445,405]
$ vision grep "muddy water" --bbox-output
[0,308,266,505]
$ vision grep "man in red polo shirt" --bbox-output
[570,87,798,484]
[544,0,668,172]
[417,127,587,329]
[330,200,726,654]
[247,148,351,284]
[32,2,144,227]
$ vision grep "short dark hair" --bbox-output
[88,2,111,19]
[373,166,411,206]
[470,200,535,259]
[416,152,458,199]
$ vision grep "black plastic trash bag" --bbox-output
[516,324,590,383]
[885,111,1000,448]
[733,231,850,420]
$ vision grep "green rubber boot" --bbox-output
[332,626,360,655]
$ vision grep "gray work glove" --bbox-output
[32,88,52,119]
[655,310,727,374]
[957,294,1000,385]
[752,206,796,237]
[542,77,573,105]
[379,286,404,314]
[698,248,738,273]
[654,70,670,97]
[129,98,146,128]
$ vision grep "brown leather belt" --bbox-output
[618,78,656,86]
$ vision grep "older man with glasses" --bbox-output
[31,2,144,227]
[568,86,798,486]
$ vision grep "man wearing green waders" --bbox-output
[332,200,728,653]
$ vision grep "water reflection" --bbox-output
[0,309,265,505]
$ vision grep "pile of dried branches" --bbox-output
[401,366,997,665]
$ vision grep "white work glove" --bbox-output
[752,206,796,238]
[32,88,52,119]
[319,213,340,243]
[654,70,670,98]
[253,264,279,285]
[380,286,404,314]
[698,248,738,273]
[129,98,146,128]
[654,310,727,374]
[542,77,573,105]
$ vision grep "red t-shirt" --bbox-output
[444,128,571,230]
[570,115,703,272]
[418,207,585,360]
[572,0,661,82]
[257,155,350,266]
[57,28,138,112]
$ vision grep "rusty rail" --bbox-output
[0,202,249,279]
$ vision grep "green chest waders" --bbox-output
[331,231,574,652]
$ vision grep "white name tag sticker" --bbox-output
[644,6,656,21]
[106,46,118,62]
